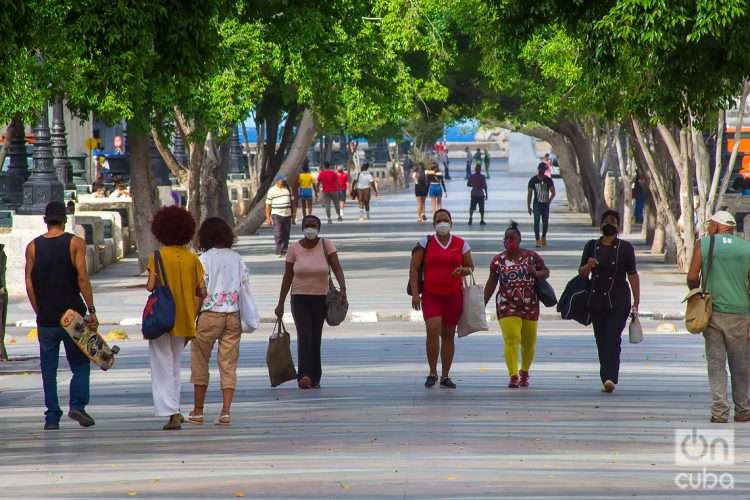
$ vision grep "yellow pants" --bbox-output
[499,317,538,377]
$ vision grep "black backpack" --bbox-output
[557,275,592,326]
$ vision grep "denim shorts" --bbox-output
[299,188,314,200]
[428,183,443,198]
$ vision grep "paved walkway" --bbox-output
[3,165,744,498]
[6,167,686,328]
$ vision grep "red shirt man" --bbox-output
[317,167,339,193]
[336,168,349,192]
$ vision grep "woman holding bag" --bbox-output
[188,218,259,427]
[145,206,206,430]
[484,221,548,388]
[578,210,640,393]
[410,209,474,389]
[275,215,347,389]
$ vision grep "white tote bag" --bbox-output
[628,313,643,344]
[457,274,488,338]
[239,272,260,333]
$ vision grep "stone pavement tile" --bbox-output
[0,322,747,498]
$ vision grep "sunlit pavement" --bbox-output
[2,166,746,498]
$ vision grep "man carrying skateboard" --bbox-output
[25,201,98,430]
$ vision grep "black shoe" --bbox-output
[440,377,456,389]
[480,220,487,226]
[68,409,95,427]
[468,219,473,225]
[44,421,60,430]
[424,375,438,388]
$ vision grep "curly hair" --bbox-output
[197,217,236,251]
[151,205,196,246]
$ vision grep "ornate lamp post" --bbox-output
[228,124,245,176]
[5,118,29,209]
[51,96,75,190]
[17,101,64,215]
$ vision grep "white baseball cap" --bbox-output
[709,210,736,227]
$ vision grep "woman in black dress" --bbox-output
[578,210,640,393]
[412,162,429,223]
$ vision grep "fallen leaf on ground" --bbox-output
[234,492,245,498]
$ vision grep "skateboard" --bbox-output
[60,309,120,371]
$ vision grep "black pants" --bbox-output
[469,196,485,219]
[272,215,292,255]
[465,161,471,179]
[533,201,550,240]
[591,307,629,384]
[291,295,326,385]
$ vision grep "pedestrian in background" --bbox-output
[355,162,378,221]
[25,202,98,430]
[409,209,474,389]
[189,218,255,427]
[297,163,318,217]
[413,162,429,224]
[484,221,548,388]
[317,162,342,224]
[467,163,488,226]
[527,163,555,247]
[403,154,413,189]
[686,211,750,423]
[427,161,447,215]
[464,146,472,180]
[578,210,639,394]
[336,165,349,218]
[440,148,451,180]
[483,148,491,179]
[146,206,207,430]
[276,215,347,389]
[266,175,294,257]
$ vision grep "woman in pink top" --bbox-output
[275,215,347,388]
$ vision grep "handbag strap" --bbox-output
[702,235,716,292]
[274,317,289,335]
[154,250,170,289]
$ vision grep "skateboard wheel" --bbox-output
[111,346,120,354]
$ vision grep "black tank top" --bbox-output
[31,233,87,327]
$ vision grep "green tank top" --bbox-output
[701,234,750,314]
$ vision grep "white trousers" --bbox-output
[149,334,184,417]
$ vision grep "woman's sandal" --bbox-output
[214,414,231,426]
[188,410,204,425]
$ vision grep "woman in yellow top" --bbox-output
[297,163,318,217]
[146,206,206,430]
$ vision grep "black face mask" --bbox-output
[601,224,618,237]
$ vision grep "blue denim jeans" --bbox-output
[38,326,90,423]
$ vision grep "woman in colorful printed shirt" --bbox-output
[188,218,256,426]
[484,221,549,388]
[409,209,474,389]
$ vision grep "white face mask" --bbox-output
[435,221,451,236]
[303,227,319,240]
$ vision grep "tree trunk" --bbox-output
[656,123,694,270]
[235,108,317,235]
[630,119,686,268]
[200,132,233,224]
[615,132,634,235]
[716,80,750,212]
[553,120,607,223]
[521,125,588,213]
[128,133,160,271]
[707,110,725,215]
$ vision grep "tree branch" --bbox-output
[151,126,189,186]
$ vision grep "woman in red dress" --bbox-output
[409,209,474,389]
